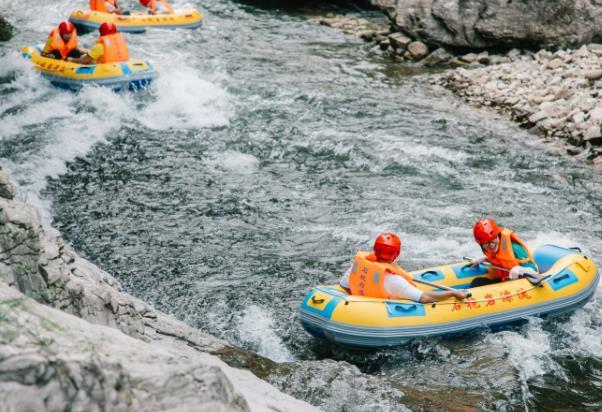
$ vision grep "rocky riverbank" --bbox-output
[314,5,602,163]
[0,166,317,411]
[440,46,602,163]
[0,164,477,411]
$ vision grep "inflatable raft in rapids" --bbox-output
[300,245,598,348]
[68,9,203,33]
[21,46,156,91]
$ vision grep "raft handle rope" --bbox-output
[313,274,557,307]
[311,296,325,304]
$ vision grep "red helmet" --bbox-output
[139,0,152,6]
[373,232,401,261]
[58,22,75,35]
[473,218,501,245]
[99,22,117,36]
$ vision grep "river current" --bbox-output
[1,0,602,410]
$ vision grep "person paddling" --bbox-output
[340,232,468,303]
[469,218,539,287]
[139,0,174,15]
[90,0,127,15]
[71,23,129,65]
[41,22,86,60]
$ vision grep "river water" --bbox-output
[1,0,602,410]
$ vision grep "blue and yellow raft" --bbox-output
[300,245,599,348]
[21,46,157,91]
[68,9,203,33]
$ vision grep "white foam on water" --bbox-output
[485,318,561,405]
[388,140,469,163]
[2,84,134,220]
[560,299,602,358]
[0,0,78,35]
[138,64,231,131]
[0,17,232,219]
[236,305,293,362]
[206,151,259,175]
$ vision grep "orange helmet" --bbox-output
[99,22,117,36]
[58,21,75,35]
[373,232,401,261]
[473,218,501,245]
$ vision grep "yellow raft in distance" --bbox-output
[300,244,599,348]
[68,9,203,33]
[21,46,157,91]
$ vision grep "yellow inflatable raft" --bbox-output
[300,245,599,348]
[68,9,203,33]
[21,46,157,91]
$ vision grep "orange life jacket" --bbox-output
[95,33,129,63]
[484,228,537,280]
[90,0,118,13]
[47,28,79,60]
[147,0,174,14]
[348,251,416,298]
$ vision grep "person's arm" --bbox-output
[41,36,56,58]
[70,54,95,64]
[468,256,487,268]
[70,43,102,64]
[339,267,351,289]
[106,1,120,13]
[419,289,468,304]
[384,274,468,303]
[512,243,537,271]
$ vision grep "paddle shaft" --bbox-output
[463,257,547,285]
[462,256,510,273]
[412,278,472,298]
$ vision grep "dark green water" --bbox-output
[1,0,602,410]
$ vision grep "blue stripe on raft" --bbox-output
[386,302,426,317]
[414,269,445,282]
[300,292,342,320]
[121,63,132,75]
[453,263,489,279]
[22,53,32,59]
[75,66,96,75]
[549,269,579,291]
[534,244,576,273]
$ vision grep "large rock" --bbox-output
[0,170,322,411]
[0,15,12,42]
[0,283,317,412]
[0,166,15,199]
[370,0,602,50]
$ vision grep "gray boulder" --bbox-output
[370,0,602,50]
[0,15,12,41]
[0,166,15,199]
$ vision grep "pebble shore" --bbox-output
[317,15,602,164]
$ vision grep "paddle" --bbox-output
[412,277,472,299]
[462,257,546,285]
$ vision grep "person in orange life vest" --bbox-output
[90,0,127,15]
[139,0,174,15]
[340,232,469,303]
[469,218,539,288]
[72,23,130,65]
[41,22,86,60]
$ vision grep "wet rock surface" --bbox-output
[369,0,602,50]
[0,16,12,42]
[0,167,318,411]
